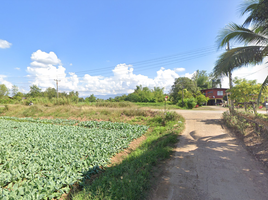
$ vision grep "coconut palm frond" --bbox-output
[214,46,265,76]
[217,23,268,48]
[241,0,268,25]
[258,75,268,105]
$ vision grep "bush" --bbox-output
[186,98,197,109]
[177,98,197,109]
[222,111,248,135]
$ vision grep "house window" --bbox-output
[217,91,223,96]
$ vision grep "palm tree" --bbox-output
[214,0,268,107]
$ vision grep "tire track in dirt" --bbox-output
[149,109,268,200]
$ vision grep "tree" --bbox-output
[13,92,24,101]
[68,91,79,103]
[228,78,263,114]
[44,87,57,99]
[215,0,268,107]
[170,77,198,103]
[153,87,165,102]
[0,84,9,98]
[191,70,212,89]
[85,94,97,102]
[11,85,18,97]
[28,85,42,97]
[196,92,210,106]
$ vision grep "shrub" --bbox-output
[177,98,197,109]
[186,98,197,109]
[222,111,248,135]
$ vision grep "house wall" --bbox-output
[201,88,227,99]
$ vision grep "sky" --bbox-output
[0,0,267,98]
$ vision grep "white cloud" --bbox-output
[174,68,185,72]
[184,72,195,79]
[25,50,191,96]
[221,58,268,88]
[0,39,12,49]
[81,65,182,95]
[15,67,20,70]
[31,50,61,66]
[0,75,13,89]
[27,50,69,90]
[70,63,73,66]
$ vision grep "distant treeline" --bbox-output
[0,70,221,108]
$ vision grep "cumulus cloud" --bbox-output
[26,50,190,96]
[0,75,13,89]
[0,39,12,49]
[27,50,68,90]
[31,50,61,66]
[15,67,20,70]
[221,58,268,88]
[81,65,181,96]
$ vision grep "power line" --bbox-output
[8,47,217,84]
[239,66,267,78]
[5,45,218,80]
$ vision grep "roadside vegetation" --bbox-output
[218,0,268,171]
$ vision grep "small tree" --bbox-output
[28,85,42,97]
[85,94,97,102]
[228,78,261,114]
[170,77,198,103]
[196,92,210,106]
[44,87,57,99]
[0,84,9,98]
[11,85,19,97]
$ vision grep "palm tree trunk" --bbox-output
[258,75,268,105]
[228,70,234,113]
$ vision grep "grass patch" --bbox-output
[135,102,179,109]
[95,102,135,108]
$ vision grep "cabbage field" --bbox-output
[0,117,148,200]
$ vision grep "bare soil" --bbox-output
[149,108,268,200]
[230,123,268,169]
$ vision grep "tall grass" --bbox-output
[95,101,135,108]
[0,104,155,121]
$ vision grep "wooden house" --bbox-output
[200,88,228,105]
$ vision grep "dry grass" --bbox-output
[0,104,156,122]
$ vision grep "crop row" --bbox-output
[0,119,148,199]
[0,116,147,131]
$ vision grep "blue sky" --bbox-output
[0,0,266,97]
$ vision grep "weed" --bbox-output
[22,105,43,117]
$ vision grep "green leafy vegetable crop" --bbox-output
[0,118,148,199]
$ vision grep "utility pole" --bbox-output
[54,79,61,98]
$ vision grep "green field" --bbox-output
[0,117,148,199]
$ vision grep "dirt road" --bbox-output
[150,109,268,200]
